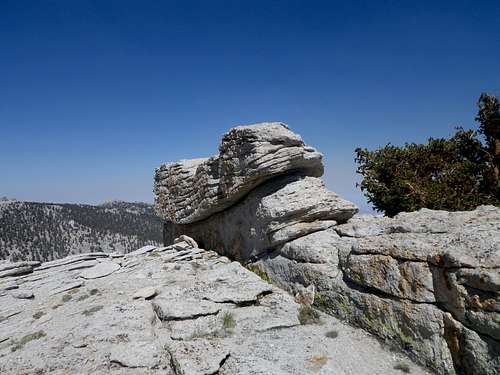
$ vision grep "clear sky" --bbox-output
[1,1,499,212]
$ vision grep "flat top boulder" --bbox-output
[154,122,325,224]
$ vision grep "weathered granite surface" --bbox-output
[164,175,357,261]
[0,241,428,374]
[154,123,324,224]
[253,207,500,375]
[154,123,500,375]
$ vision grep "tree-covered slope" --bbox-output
[0,200,162,262]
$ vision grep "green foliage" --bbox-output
[476,93,500,182]
[246,264,272,283]
[222,311,236,331]
[0,201,162,262]
[298,305,321,325]
[338,295,352,316]
[314,292,328,309]
[355,93,500,216]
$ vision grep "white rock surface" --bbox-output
[0,244,430,375]
[11,290,34,299]
[132,286,158,300]
[126,245,157,257]
[79,260,120,279]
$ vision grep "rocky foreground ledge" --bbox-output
[0,239,429,374]
[155,123,500,375]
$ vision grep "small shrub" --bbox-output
[11,331,46,352]
[325,330,338,339]
[246,264,272,283]
[61,293,73,303]
[81,305,103,317]
[314,293,328,309]
[338,295,352,315]
[89,288,99,296]
[394,362,411,373]
[222,312,236,331]
[298,305,321,325]
[32,311,45,320]
[399,331,414,350]
[149,251,160,257]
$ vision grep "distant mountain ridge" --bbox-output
[0,200,162,262]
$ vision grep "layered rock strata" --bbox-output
[154,123,325,224]
[154,123,500,375]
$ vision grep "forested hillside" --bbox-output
[0,199,162,261]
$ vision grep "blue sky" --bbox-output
[1,1,499,212]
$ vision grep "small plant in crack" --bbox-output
[298,305,321,325]
[246,264,272,283]
[222,312,236,332]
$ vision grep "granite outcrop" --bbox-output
[154,123,500,375]
[0,239,429,374]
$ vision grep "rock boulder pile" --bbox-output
[155,123,500,375]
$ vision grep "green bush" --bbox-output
[356,93,500,216]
